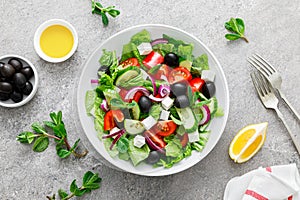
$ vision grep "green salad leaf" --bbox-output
[177,44,194,61]
[224,18,248,43]
[149,104,162,120]
[128,138,150,166]
[85,90,97,116]
[191,54,209,76]
[130,29,151,46]
[165,137,182,157]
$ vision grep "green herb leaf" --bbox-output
[43,121,56,129]
[101,12,109,26]
[58,189,68,198]
[32,136,49,152]
[17,132,37,144]
[116,136,129,154]
[70,180,79,194]
[224,17,248,43]
[56,145,72,158]
[31,122,46,134]
[108,9,120,18]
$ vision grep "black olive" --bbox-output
[0,92,10,101]
[8,58,23,71]
[164,53,179,67]
[22,82,33,95]
[202,81,216,99]
[146,151,160,164]
[138,96,152,113]
[0,63,15,78]
[0,82,13,93]
[12,73,27,89]
[0,62,4,76]
[98,65,110,77]
[10,91,23,103]
[174,95,190,108]
[20,66,34,80]
[171,82,187,97]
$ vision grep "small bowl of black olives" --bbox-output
[0,55,38,108]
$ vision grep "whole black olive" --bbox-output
[0,62,4,76]
[164,53,179,67]
[8,58,23,71]
[174,95,190,108]
[22,82,33,95]
[20,66,34,80]
[12,73,27,89]
[202,81,216,99]
[138,96,152,113]
[0,63,15,78]
[10,91,23,103]
[0,92,10,101]
[98,65,110,77]
[171,82,187,97]
[0,82,13,93]
[146,151,160,164]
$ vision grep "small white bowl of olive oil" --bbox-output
[34,19,78,63]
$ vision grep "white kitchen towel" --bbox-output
[224,164,300,200]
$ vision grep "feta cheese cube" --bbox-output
[141,116,157,130]
[160,109,170,121]
[188,130,200,142]
[201,70,215,82]
[110,127,120,135]
[140,69,149,80]
[161,96,174,110]
[134,135,146,148]
[137,43,152,55]
[114,87,121,93]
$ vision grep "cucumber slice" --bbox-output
[208,97,218,117]
[115,68,139,87]
[124,119,145,135]
[131,103,140,120]
[176,107,198,133]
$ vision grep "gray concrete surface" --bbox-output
[1,0,300,199]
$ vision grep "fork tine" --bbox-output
[256,72,271,94]
[248,57,271,77]
[254,54,277,73]
[250,72,265,98]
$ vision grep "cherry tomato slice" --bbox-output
[104,110,116,131]
[143,51,164,69]
[155,120,177,137]
[169,67,192,83]
[144,130,166,148]
[179,133,188,147]
[120,58,139,68]
[153,64,171,80]
[132,91,144,103]
[189,78,205,92]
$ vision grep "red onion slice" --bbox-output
[124,86,150,100]
[100,99,109,112]
[150,38,168,46]
[198,105,211,125]
[145,136,165,154]
[158,85,170,97]
[148,94,165,102]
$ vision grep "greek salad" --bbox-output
[85,29,223,168]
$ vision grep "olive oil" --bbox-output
[40,25,74,58]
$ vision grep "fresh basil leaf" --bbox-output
[16,132,37,144]
[58,189,68,198]
[225,33,241,41]
[31,122,46,134]
[108,9,120,18]
[224,22,234,32]
[228,18,239,33]
[32,136,49,152]
[236,18,245,34]
[101,12,109,26]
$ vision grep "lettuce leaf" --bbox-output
[130,29,151,46]
[191,54,209,76]
[128,138,150,166]
[149,104,162,121]
[99,49,118,75]
[165,137,182,157]
[85,90,97,115]
[177,44,194,61]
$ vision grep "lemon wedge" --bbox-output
[229,122,268,163]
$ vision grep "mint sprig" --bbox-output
[91,0,120,26]
[46,171,102,200]
[224,17,249,43]
[17,111,88,158]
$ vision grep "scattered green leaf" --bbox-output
[91,0,120,27]
[224,17,249,43]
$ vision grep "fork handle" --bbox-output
[275,108,300,155]
[278,89,300,122]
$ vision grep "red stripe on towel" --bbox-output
[288,196,293,200]
[245,190,268,200]
[266,167,272,172]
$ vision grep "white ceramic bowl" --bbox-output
[34,19,78,63]
[77,24,229,176]
[0,54,39,108]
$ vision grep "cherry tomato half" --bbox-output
[120,58,139,68]
[155,120,177,137]
[189,78,205,92]
[169,67,192,83]
[132,91,144,103]
[143,51,164,69]
[153,64,171,80]
[144,130,166,148]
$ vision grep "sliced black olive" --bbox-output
[138,96,152,113]
[98,65,110,77]
[171,82,187,97]
[174,95,190,108]
[22,82,33,95]
[10,91,23,103]
[8,58,23,71]
[164,53,179,67]
[0,63,15,78]
[12,73,27,89]
[202,81,216,99]
[20,66,34,80]
[146,151,160,164]
[0,82,13,94]
[0,92,10,101]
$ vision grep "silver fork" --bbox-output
[248,54,300,121]
[251,72,300,155]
